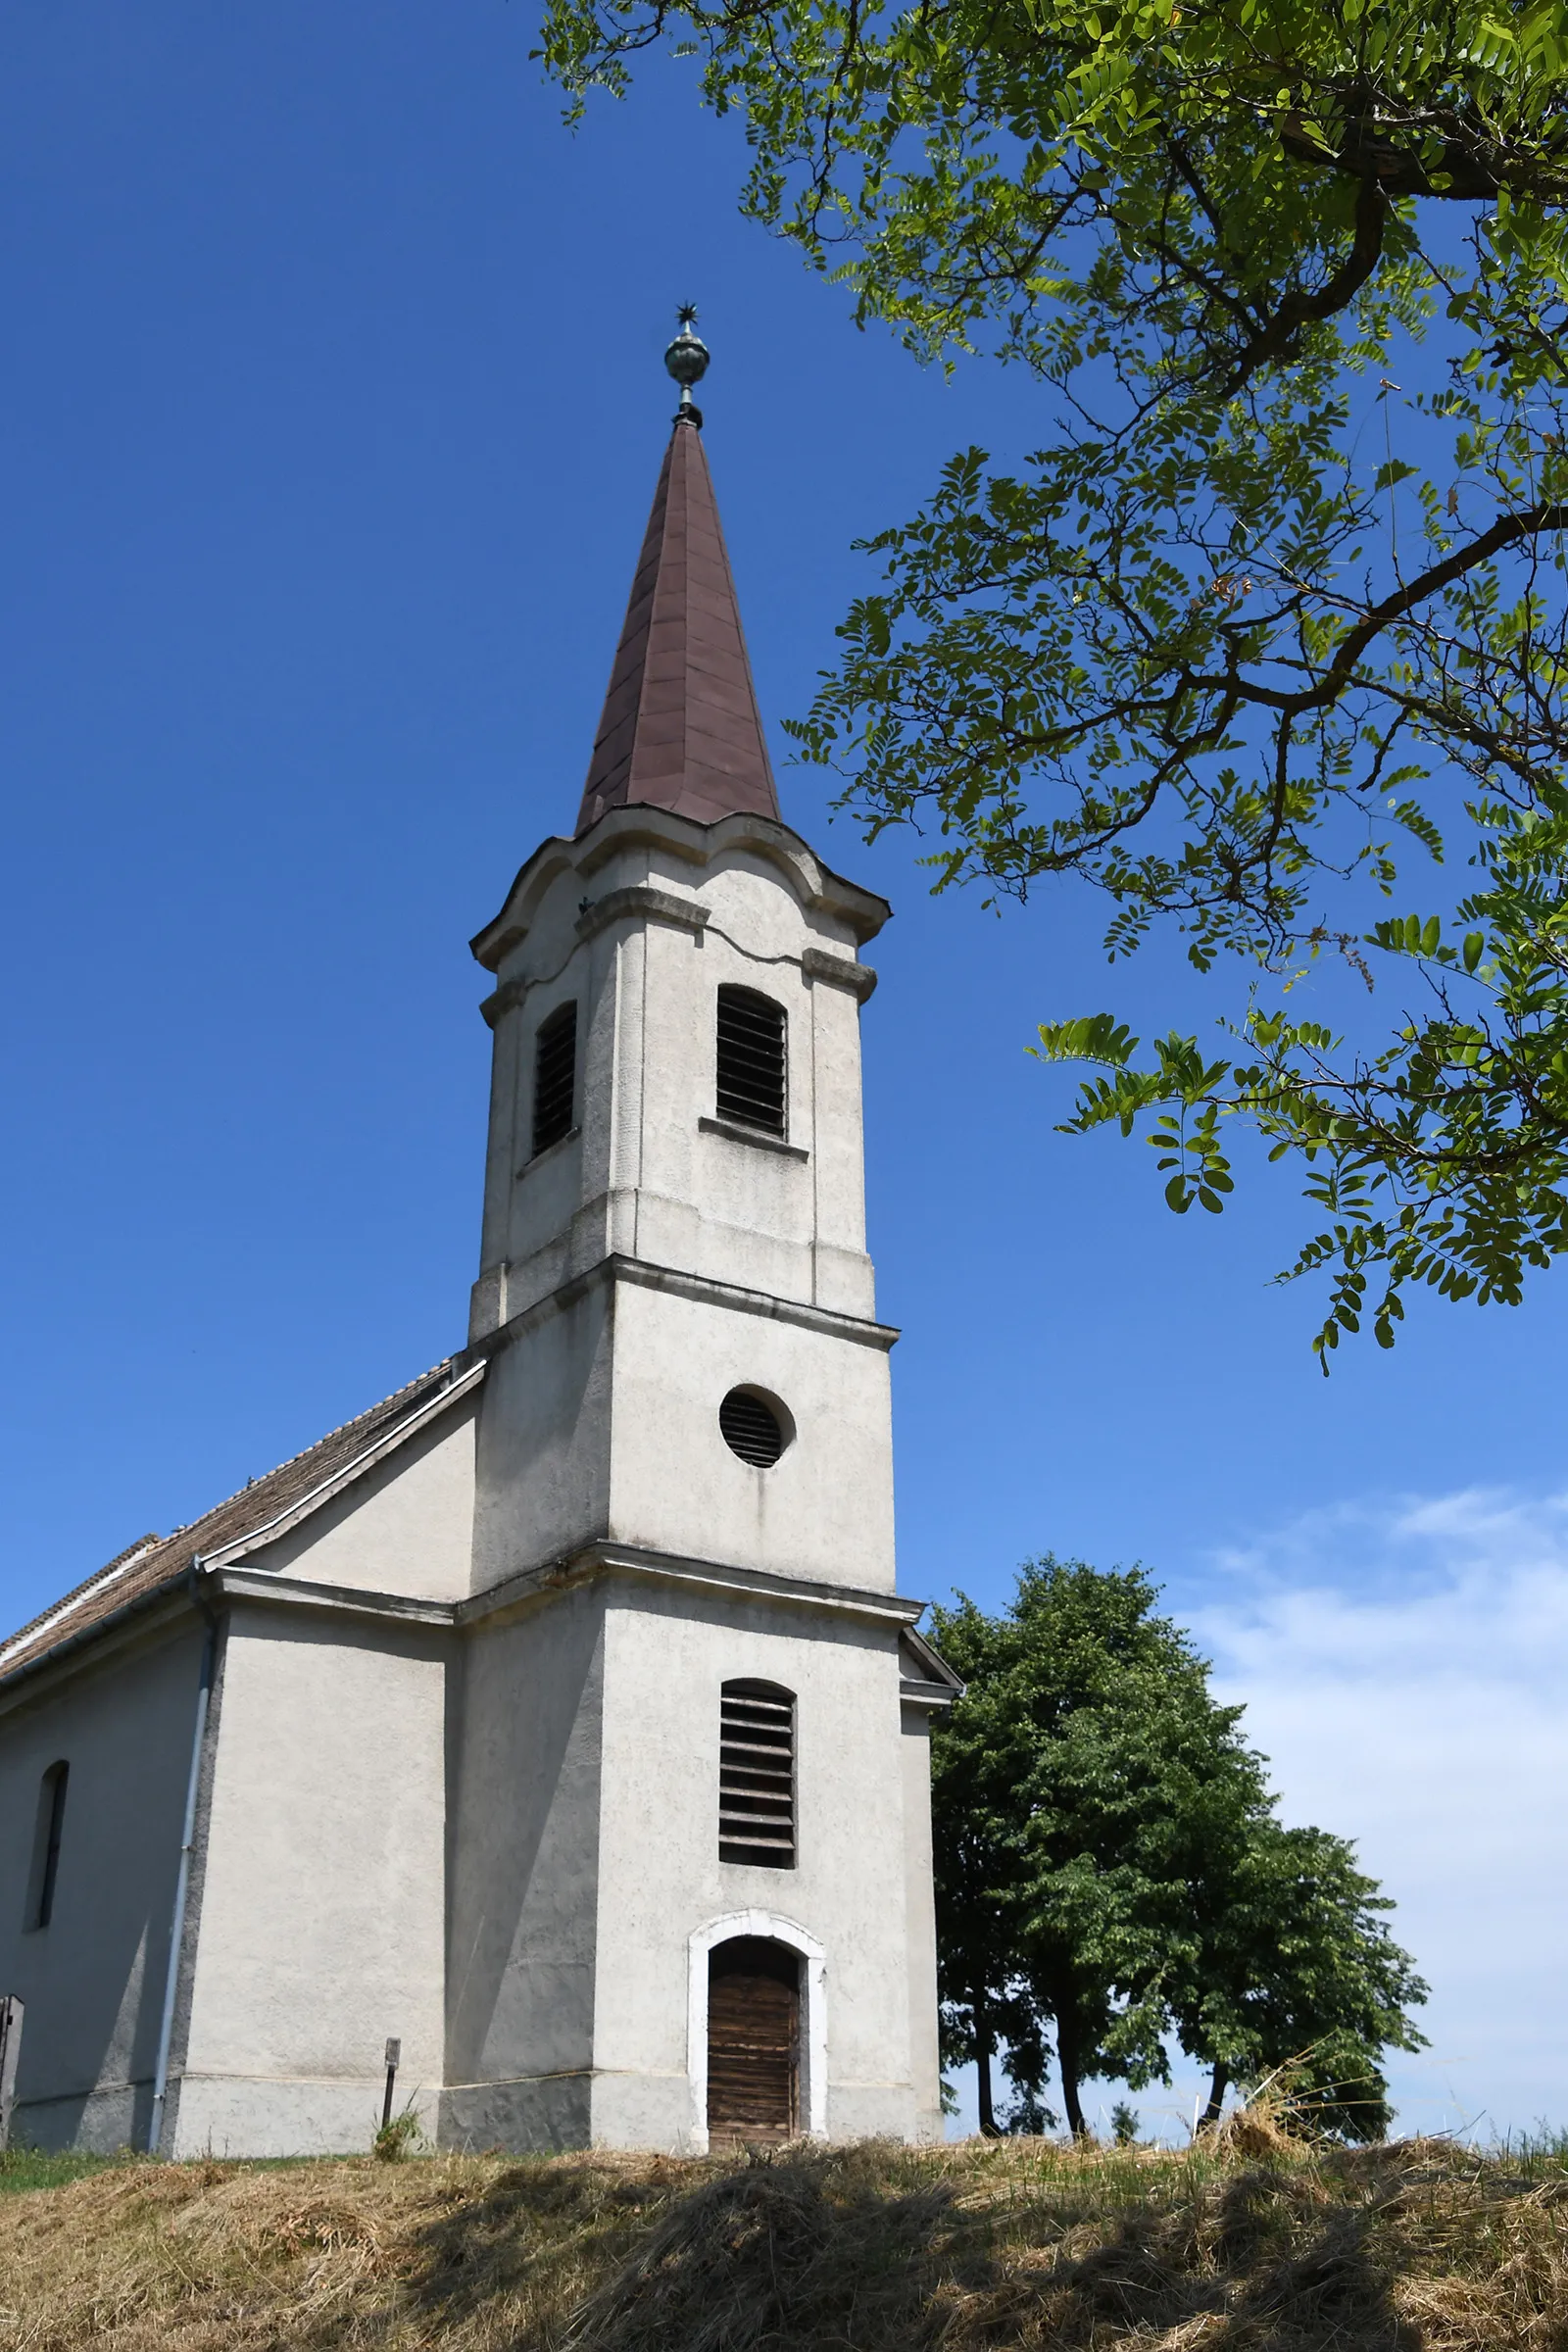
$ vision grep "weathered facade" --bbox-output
[0,353,957,2159]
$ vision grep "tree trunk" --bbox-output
[1199,2061,1230,2134]
[974,2006,1002,2137]
[1056,2025,1088,2138]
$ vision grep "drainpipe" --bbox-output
[148,1554,219,2157]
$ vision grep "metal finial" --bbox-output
[664,305,710,427]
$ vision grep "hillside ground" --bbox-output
[2,2126,1566,2349]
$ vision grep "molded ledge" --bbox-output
[699,1116,809,1162]
[478,975,528,1030]
[801,947,877,1003]
[575,884,710,945]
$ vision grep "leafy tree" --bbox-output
[929,1560,1269,2135]
[543,0,1568,1359]
[927,1591,1063,2133]
[1179,1818,1430,2140]
[927,1560,1426,2137]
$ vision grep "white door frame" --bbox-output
[687,1909,827,2152]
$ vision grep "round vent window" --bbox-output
[719,1388,789,1468]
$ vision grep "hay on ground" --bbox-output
[0,2132,1564,2350]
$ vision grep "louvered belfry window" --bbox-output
[715,986,786,1136]
[531,1003,577,1156]
[719,1680,796,1868]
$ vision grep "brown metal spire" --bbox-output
[575,319,779,837]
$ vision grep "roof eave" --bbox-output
[0,1358,486,1692]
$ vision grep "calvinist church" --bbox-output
[0,320,958,2161]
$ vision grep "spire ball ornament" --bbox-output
[664,305,710,426]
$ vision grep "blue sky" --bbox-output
[3,0,1563,2140]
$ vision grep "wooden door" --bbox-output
[707,1937,800,2146]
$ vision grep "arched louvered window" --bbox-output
[719,1681,796,1868]
[25,1760,69,1932]
[715,986,786,1136]
[531,1003,577,1157]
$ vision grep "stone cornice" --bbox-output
[475,1251,899,1356]
[0,1540,956,1708]
[458,1538,925,1636]
[210,1569,455,1631]
[469,805,891,972]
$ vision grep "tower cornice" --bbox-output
[470,804,890,973]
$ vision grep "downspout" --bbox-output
[148,1554,219,2156]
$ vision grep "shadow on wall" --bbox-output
[440,1591,606,2150]
[3,1630,205,2154]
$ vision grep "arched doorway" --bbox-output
[707,1936,800,2146]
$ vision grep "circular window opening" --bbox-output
[719,1388,790,1468]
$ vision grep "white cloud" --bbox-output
[1192,1489,1568,2141]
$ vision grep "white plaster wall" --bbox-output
[174,1607,446,2158]
[491,930,620,1310]
[607,1278,896,1592]
[807,978,874,1317]
[468,1284,614,1593]
[442,1590,606,2150]
[0,1622,202,2150]
[590,1586,919,2151]
[252,1395,478,1600]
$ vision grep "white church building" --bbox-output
[0,324,958,2160]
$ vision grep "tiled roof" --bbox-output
[0,1357,466,1690]
[575,416,780,836]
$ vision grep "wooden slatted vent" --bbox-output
[531,1003,577,1156]
[719,1388,786,1468]
[719,1680,796,1868]
[715,985,786,1135]
[707,1936,800,2146]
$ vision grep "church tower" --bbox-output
[0,318,954,2164]
[442,320,955,2151]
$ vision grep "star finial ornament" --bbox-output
[663,306,710,426]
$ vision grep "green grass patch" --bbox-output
[0,2145,125,2194]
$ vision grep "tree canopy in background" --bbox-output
[927,1560,1427,2137]
[543,0,1568,1360]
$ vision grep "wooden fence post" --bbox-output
[0,1997,24,2152]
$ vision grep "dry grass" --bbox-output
[1,2132,1566,2350]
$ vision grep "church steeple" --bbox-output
[574,315,780,837]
